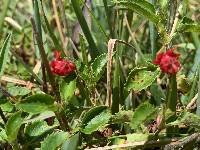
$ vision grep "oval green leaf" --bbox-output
[130,102,157,130]
[82,110,111,134]
[125,66,160,92]
[81,105,108,127]
[5,111,24,143]
[41,131,69,150]
[16,94,57,114]
[25,120,57,137]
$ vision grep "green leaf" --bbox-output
[60,79,76,102]
[82,105,108,127]
[110,110,133,124]
[177,24,200,33]
[16,94,57,114]
[0,33,12,77]
[177,43,195,50]
[158,0,168,11]
[41,131,69,150]
[130,102,157,130]
[78,63,93,85]
[91,53,107,82]
[41,2,61,49]
[82,110,111,134]
[33,0,42,39]
[0,128,7,143]
[5,112,24,143]
[0,99,14,112]
[125,66,160,91]
[25,120,57,137]
[24,111,55,123]
[167,111,200,130]
[114,0,160,23]
[7,86,31,96]
[61,133,80,150]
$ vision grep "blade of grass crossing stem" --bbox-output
[32,0,70,130]
[0,0,11,34]
[71,0,99,58]
[196,65,200,116]
[167,75,177,112]
[40,0,62,49]
[81,0,109,40]
[33,0,42,40]
[31,18,70,131]
[32,1,58,99]
[149,0,156,59]
[103,0,114,38]
[0,33,12,77]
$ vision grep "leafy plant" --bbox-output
[0,0,200,149]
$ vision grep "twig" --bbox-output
[106,39,137,107]
[186,93,198,110]
[169,8,180,39]
[163,133,200,150]
[85,138,176,150]
[106,39,117,107]
[41,64,48,93]
[33,60,41,74]
[57,0,68,35]
[52,0,66,49]
[124,13,144,58]
[1,75,35,88]
[69,38,81,59]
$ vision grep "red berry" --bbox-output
[50,51,76,76]
[153,48,180,75]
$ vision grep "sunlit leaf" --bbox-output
[130,102,157,130]
[41,131,69,150]
[0,33,12,77]
[91,53,107,82]
[16,94,57,114]
[114,0,160,23]
[81,105,108,127]
[61,133,80,150]
[125,66,160,91]
[5,112,24,143]
[82,110,111,134]
[25,120,57,137]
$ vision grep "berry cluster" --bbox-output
[153,48,180,75]
[50,51,76,76]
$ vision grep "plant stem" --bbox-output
[103,0,114,38]
[31,17,70,131]
[166,75,177,112]
[149,0,156,59]
[196,64,200,116]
